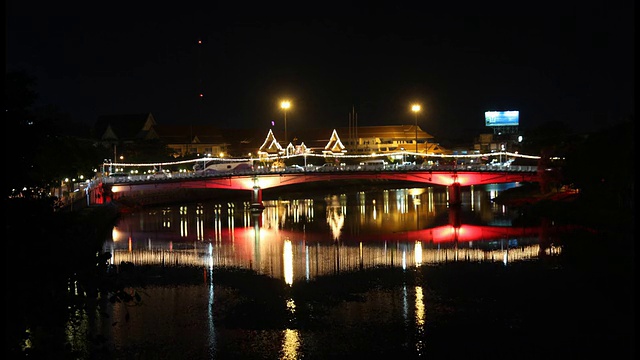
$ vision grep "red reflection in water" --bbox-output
[200,223,566,246]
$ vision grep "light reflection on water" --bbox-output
[106,184,562,282]
[95,184,584,359]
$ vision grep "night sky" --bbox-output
[6,2,634,140]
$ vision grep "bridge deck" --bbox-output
[91,167,539,206]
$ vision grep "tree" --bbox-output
[562,119,634,209]
[6,70,40,196]
[5,71,109,199]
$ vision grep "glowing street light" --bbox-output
[411,104,421,154]
[281,100,291,145]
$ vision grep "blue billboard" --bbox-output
[485,111,519,127]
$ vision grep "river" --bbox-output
[32,183,638,359]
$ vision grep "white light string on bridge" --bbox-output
[102,151,540,169]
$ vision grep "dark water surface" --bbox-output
[13,184,635,359]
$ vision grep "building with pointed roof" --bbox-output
[94,113,159,142]
[93,113,451,163]
[152,124,228,158]
[322,129,347,156]
[257,129,285,160]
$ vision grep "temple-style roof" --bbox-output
[153,124,226,145]
[257,129,284,157]
[94,113,158,141]
[323,129,347,156]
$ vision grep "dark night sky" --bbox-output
[6,2,635,140]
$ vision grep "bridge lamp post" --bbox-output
[280,100,291,146]
[411,104,421,155]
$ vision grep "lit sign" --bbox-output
[485,111,519,127]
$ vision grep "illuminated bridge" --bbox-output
[88,151,541,207]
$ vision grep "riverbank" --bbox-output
[491,182,579,207]
[5,199,123,359]
[492,182,633,230]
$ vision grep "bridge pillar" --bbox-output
[448,182,461,207]
[448,206,461,227]
[250,185,265,213]
[92,182,112,205]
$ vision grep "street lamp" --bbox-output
[411,104,421,154]
[280,100,291,145]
